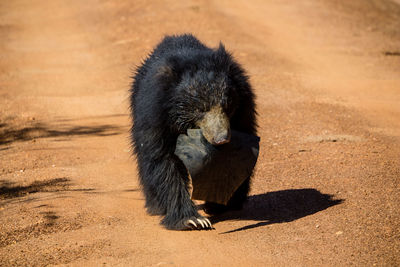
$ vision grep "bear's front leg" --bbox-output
[160,156,212,230]
[140,154,212,230]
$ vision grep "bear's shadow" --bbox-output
[204,188,343,234]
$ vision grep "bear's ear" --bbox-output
[215,42,228,61]
[155,56,181,88]
[217,42,226,54]
[214,42,233,71]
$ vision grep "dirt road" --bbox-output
[1,0,399,266]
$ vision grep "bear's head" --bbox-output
[157,44,244,146]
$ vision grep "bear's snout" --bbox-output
[213,129,231,145]
[196,105,231,146]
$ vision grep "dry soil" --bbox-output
[1,0,400,266]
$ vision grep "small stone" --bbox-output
[335,231,343,235]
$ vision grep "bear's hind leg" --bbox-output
[204,176,251,215]
[203,202,228,215]
[226,176,251,210]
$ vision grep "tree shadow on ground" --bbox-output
[0,178,95,200]
[208,188,343,234]
[0,119,126,146]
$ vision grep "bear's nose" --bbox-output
[213,130,231,145]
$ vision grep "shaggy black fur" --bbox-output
[130,34,257,230]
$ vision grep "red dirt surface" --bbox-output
[1,0,399,266]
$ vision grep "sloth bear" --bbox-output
[130,34,257,230]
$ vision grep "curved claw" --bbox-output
[186,219,197,229]
[183,217,213,230]
[204,218,212,228]
[197,218,205,228]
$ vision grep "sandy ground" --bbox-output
[1,0,400,266]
